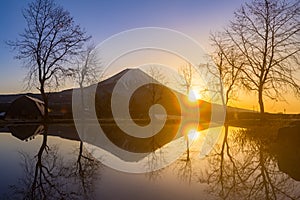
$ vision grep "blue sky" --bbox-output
[0,0,248,94]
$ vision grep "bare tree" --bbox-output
[198,34,243,130]
[147,66,168,105]
[210,33,244,108]
[196,34,246,199]
[70,44,101,113]
[72,44,101,91]
[223,0,300,115]
[179,63,193,96]
[8,0,90,120]
[178,63,194,161]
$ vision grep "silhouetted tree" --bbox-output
[179,63,193,96]
[147,66,168,105]
[69,44,102,119]
[72,44,100,91]
[208,34,244,156]
[146,66,167,151]
[8,0,90,120]
[143,66,168,179]
[222,0,300,115]
[209,33,244,108]
[178,63,194,161]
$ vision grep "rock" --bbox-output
[276,124,300,181]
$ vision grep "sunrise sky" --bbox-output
[0,0,299,113]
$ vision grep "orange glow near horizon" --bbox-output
[226,90,300,114]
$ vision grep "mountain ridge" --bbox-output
[0,68,254,118]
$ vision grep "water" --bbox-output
[0,124,300,199]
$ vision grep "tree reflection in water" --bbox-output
[144,139,166,181]
[70,141,102,199]
[8,125,101,200]
[202,124,300,200]
[4,122,300,199]
[174,158,193,185]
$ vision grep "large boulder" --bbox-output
[276,124,300,181]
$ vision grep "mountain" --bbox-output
[0,68,250,121]
[0,68,257,157]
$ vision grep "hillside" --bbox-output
[0,68,253,122]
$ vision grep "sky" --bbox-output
[0,0,299,113]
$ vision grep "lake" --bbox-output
[0,123,300,199]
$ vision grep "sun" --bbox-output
[188,129,200,141]
[188,89,200,102]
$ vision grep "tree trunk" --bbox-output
[31,124,48,198]
[186,86,190,161]
[186,137,190,161]
[258,86,265,119]
[40,84,49,122]
[80,85,85,114]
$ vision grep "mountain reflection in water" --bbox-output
[0,122,299,199]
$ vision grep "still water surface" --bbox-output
[0,124,299,199]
